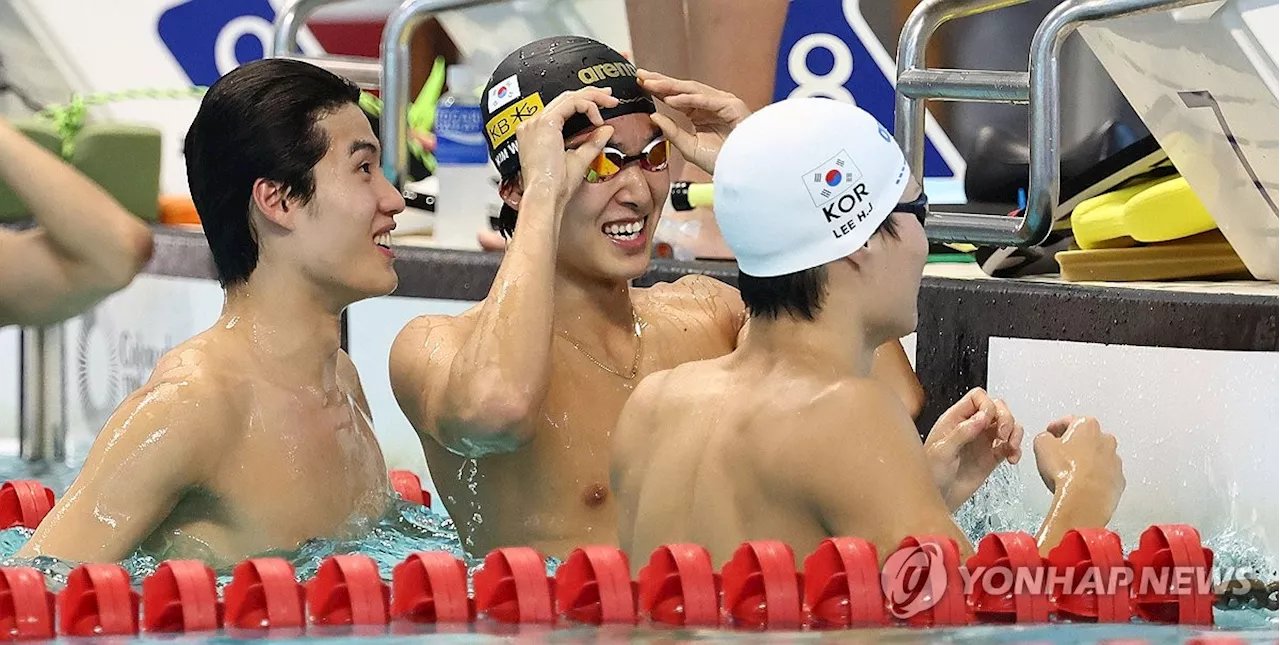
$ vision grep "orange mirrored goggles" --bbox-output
[585,138,670,183]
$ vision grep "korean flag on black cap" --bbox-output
[480,35,656,179]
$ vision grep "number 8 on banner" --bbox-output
[773,0,965,187]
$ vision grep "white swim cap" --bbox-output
[713,98,911,277]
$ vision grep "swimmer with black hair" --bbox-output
[611,98,1127,568]
[18,59,406,565]
[389,37,1014,558]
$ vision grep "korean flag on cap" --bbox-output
[487,74,522,112]
[804,150,863,207]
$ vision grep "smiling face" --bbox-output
[556,113,670,282]
[281,104,406,304]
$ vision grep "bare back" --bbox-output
[613,355,967,571]
[20,325,390,566]
[394,275,742,558]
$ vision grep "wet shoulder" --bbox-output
[145,333,232,394]
[790,378,910,440]
[113,333,242,437]
[392,304,484,360]
[635,274,745,342]
[752,377,906,491]
[635,357,732,415]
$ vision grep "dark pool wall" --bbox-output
[142,226,1279,438]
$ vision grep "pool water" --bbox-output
[0,457,1273,643]
[0,457,555,590]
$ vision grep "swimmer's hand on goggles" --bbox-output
[584,137,670,183]
[637,69,750,177]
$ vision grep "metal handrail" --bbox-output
[272,0,383,89]
[894,0,1220,247]
[19,325,64,462]
[379,0,502,187]
[273,0,504,186]
[271,0,346,56]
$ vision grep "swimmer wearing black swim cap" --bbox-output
[480,35,657,236]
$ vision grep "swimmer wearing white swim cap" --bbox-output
[613,97,1127,570]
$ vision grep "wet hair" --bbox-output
[739,216,902,321]
[184,58,361,288]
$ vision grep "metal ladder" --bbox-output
[895,0,1218,247]
[271,0,505,189]
[269,0,1219,246]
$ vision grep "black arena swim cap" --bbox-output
[480,35,656,179]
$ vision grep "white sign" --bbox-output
[983,337,1278,567]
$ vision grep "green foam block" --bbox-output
[71,123,162,223]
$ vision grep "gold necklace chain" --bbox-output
[557,309,644,379]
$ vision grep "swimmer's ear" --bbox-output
[499,176,523,210]
[250,178,297,230]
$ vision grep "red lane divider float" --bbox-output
[1130,524,1214,625]
[59,564,139,636]
[473,547,554,624]
[637,544,720,627]
[0,482,54,530]
[307,555,389,627]
[967,532,1051,624]
[555,546,637,625]
[0,489,1241,637]
[889,536,971,627]
[223,558,306,630]
[1048,528,1131,624]
[721,541,804,630]
[0,567,54,640]
[388,470,431,508]
[142,560,220,633]
[392,552,472,624]
[803,537,887,629]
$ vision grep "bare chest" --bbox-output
[214,384,389,535]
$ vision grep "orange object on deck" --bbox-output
[158,195,200,226]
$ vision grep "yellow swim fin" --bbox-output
[1071,178,1156,249]
[1070,175,1218,249]
[1123,176,1218,243]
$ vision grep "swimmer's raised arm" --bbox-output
[16,356,228,563]
[389,89,617,457]
[1029,416,1125,555]
[0,116,153,327]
